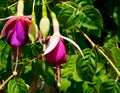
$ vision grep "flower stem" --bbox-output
[0,55,39,90]
[14,47,19,72]
[76,26,120,77]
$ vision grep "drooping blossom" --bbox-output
[0,0,32,73]
[0,16,31,47]
[44,34,67,65]
[43,12,84,65]
[0,0,32,47]
[42,11,84,85]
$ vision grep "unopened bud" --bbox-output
[40,4,50,39]
[28,21,38,43]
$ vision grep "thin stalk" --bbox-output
[32,0,36,14]
[8,1,18,9]
[14,47,19,72]
[0,74,15,90]
[0,57,37,90]
[76,27,120,77]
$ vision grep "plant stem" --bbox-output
[76,27,120,77]
[0,57,37,90]
[8,1,18,9]
[29,76,40,93]
[14,47,19,72]
[0,74,15,90]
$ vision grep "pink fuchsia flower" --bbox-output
[44,34,67,65]
[43,12,84,65]
[0,16,31,47]
[0,0,32,47]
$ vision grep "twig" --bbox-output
[29,76,40,93]
[7,2,18,9]
[0,74,15,90]
[76,26,120,77]
[0,57,37,90]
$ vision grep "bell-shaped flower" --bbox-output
[43,12,84,65]
[44,34,67,64]
[0,0,32,47]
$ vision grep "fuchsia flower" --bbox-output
[44,34,67,65]
[0,16,31,47]
[0,0,32,47]
[43,12,84,65]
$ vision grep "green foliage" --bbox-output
[58,1,103,33]
[0,0,120,93]
[0,39,10,69]
[8,79,29,93]
[76,48,97,81]
[100,79,120,93]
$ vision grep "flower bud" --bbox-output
[39,4,50,39]
[39,17,50,39]
[28,21,38,44]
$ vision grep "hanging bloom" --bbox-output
[44,34,67,64]
[0,0,32,47]
[43,12,84,65]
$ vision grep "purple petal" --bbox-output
[10,31,22,47]
[16,17,30,45]
[45,39,67,64]
[15,19,26,43]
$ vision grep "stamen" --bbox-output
[14,47,19,72]
[55,64,61,87]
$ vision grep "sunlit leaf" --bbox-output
[76,48,97,81]
[0,40,10,69]
[58,1,103,31]
[8,79,29,93]
[59,78,71,93]
[100,79,120,93]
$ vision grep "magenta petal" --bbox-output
[45,39,67,64]
[10,31,22,47]
[6,29,14,40]
[1,17,17,37]
[43,34,60,55]
[16,19,26,43]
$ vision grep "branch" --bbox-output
[29,76,40,93]
[76,26,120,77]
[0,57,38,90]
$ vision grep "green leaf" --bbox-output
[8,79,29,93]
[32,60,46,76]
[110,47,120,70]
[113,6,120,27]
[58,2,103,31]
[70,0,93,6]
[59,78,71,93]
[0,0,8,7]
[100,79,120,93]
[0,40,10,69]
[79,5,103,30]
[76,48,97,81]
[83,81,94,93]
